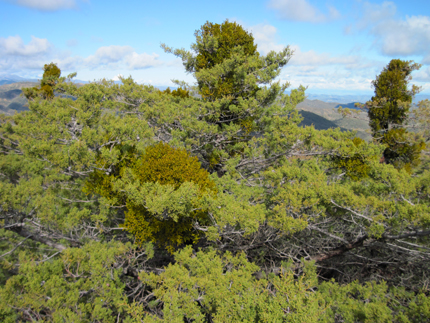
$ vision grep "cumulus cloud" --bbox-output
[279,66,376,92]
[245,23,285,55]
[352,1,430,60]
[83,46,162,70]
[288,45,371,70]
[0,35,165,76]
[237,21,367,69]
[2,0,85,11]
[356,1,397,29]
[267,0,340,23]
[84,45,134,68]
[413,66,430,82]
[0,35,51,56]
[230,20,377,92]
[373,15,430,56]
[124,52,162,69]
[423,54,430,65]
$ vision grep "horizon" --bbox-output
[1,0,429,95]
[2,73,430,105]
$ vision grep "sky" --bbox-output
[1,0,430,95]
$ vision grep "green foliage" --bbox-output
[194,19,260,103]
[21,62,61,101]
[1,21,430,322]
[159,86,190,99]
[124,143,217,252]
[83,143,138,203]
[319,280,430,323]
[367,59,425,170]
[331,137,374,181]
[381,128,426,172]
[161,19,295,171]
[85,142,217,252]
[194,19,264,137]
[138,246,327,322]
[0,240,145,322]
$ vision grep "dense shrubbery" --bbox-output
[1,19,430,322]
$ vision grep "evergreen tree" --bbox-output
[161,19,295,171]
[367,59,425,171]
[21,62,61,101]
[193,20,260,104]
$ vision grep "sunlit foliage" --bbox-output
[0,19,430,322]
[367,59,426,171]
[21,62,61,101]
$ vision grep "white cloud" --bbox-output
[84,45,134,68]
[4,0,82,11]
[373,15,430,56]
[268,0,340,23]
[288,45,372,70]
[124,52,162,69]
[357,1,397,29]
[83,46,162,70]
[423,53,430,65]
[246,23,285,55]
[0,35,166,76]
[236,21,366,69]
[230,20,378,92]
[0,35,51,56]
[112,74,123,81]
[414,66,430,82]
[352,2,430,60]
[279,66,375,92]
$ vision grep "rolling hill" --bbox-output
[0,82,39,115]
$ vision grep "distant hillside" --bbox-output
[0,74,39,84]
[303,93,372,104]
[298,110,345,131]
[296,99,371,141]
[0,82,39,115]
[0,80,19,86]
[0,89,22,100]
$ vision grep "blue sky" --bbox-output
[1,0,429,94]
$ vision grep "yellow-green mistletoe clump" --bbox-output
[331,137,372,181]
[125,142,217,252]
[159,86,190,99]
[84,142,217,252]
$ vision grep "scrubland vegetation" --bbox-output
[1,19,430,322]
